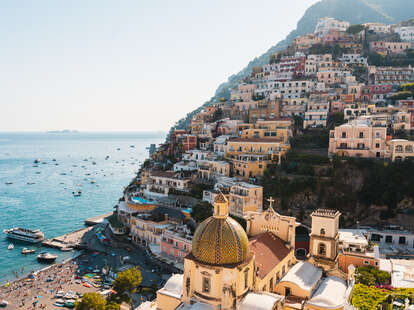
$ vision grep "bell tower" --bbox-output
[309,209,341,270]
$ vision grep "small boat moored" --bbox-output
[37,252,57,263]
[72,190,82,197]
[7,244,14,250]
[33,158,40,164]
[21,248,36,254]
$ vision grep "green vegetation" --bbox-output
[211,108,223,122]
[347,24,365,34]
[351,284,389,310]
[75,293,107,310]
[355,266,390,286]
[352,284,414,310]
[191,201,213,223]
[368,52,414,67]
[308,43,351,58]
[112,267,142,303]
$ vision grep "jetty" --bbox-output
[84,212,113,226]
[42,227,93,250]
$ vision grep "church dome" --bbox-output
[191,215,249,265]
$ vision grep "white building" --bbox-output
[395,26,414,42]
[339,54,368,65]
[363,22,390,33]
[314,17,350,37]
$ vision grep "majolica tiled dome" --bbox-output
[191,214,249,265]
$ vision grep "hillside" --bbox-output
[170,0,414,133]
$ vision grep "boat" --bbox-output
[117,148,120,151]
[72,190,82,197]
[92,161,96,165]
[21,248,35,254]
[60,247,73,252]
[33,159,40,164]
[90,180,96,184]
[105,156,110,160]
[3,228,45,243]
[26,182,35,185]
[37,252,57,263]
[8,244,14,250]
[130,145,135,148]
[5,182,13,185]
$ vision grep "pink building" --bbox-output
[329,119,387,158]
[161,228,192,262]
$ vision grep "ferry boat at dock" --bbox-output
[3,227,45,243]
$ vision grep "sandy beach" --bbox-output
[0,255,100,309]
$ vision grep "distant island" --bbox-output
[46,129,79,133]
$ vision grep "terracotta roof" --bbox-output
[249,232,291,279]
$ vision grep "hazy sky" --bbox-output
[1,0,319,132]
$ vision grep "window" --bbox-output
[363,260,370,265]
[202,277,210,293]
[244,269,249,289]
[385,235,393,243]
[376,132,380,138]
[376,143,380,148]
[371,234,381,242]
[342,132,346,138]
[320,228,326,235]
[399,236,406,245]
[319,243,326,256]
[269,278,273,291]
[406,145,413,153]
[359,132,364,138]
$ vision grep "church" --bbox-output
[138,193,354,310]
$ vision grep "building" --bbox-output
[303,95,329,128]
[363,22,390,33]
[231,83,257,102]
[292,33,322,50]
[130,214,170,246]
[314,17,350,37]
[368,66,414,86]
[309,209,341,270]
[197,160,231,181]
[161,226,193,262]
[228,181,263,217]
[328,119,387,158]
[142,171,191,198]
[388,139,414,161]
[337,230,380,273]
[338,54,368,65]
[395,26,414,42]
[369,41,411,54]
[280,98,308,117]
[138,197,353,310]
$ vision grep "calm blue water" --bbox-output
[0,132,164,283]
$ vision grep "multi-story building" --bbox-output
[142,171,191,198]
[292,33,322,50]
[328,119,387,158]
[368,66,414,86]
[369,41,411,55]
[281,98,308,117]
[363,22,390,33]
[395,26,414,42]
[338,54,368,65]
[213,135,231,156]
[256,80,316,99]
[197,160,231,181]
[314,17,350,37]
[231,83,257,102]
[303,95,330,128]
[161,226,192,262]
[228,182,263,218]
[388,139,414,161]
[130,214,170,246]
[317,70,352,86]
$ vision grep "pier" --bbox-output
[42,226,93,250]
[84,212,113,226]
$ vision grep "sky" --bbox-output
[0,0,320,132]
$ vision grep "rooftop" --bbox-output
[279,261,322,291]
[307,276,347,309]
[249,232,291,279]
[311,209,340,218]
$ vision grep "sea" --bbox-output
[0,131,165,284]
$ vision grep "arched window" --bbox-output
[320,228,326,235]
[319,243,326,256]
[396,145,403,153]
[406,145,413,153]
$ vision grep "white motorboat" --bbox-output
[8,244,14,250]
[21,248,36,254]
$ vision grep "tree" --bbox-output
[75,293,107,310]
[105,302,120,310]
[346,24,365,34]
[191,201,213,223]
[112,267,143,303]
